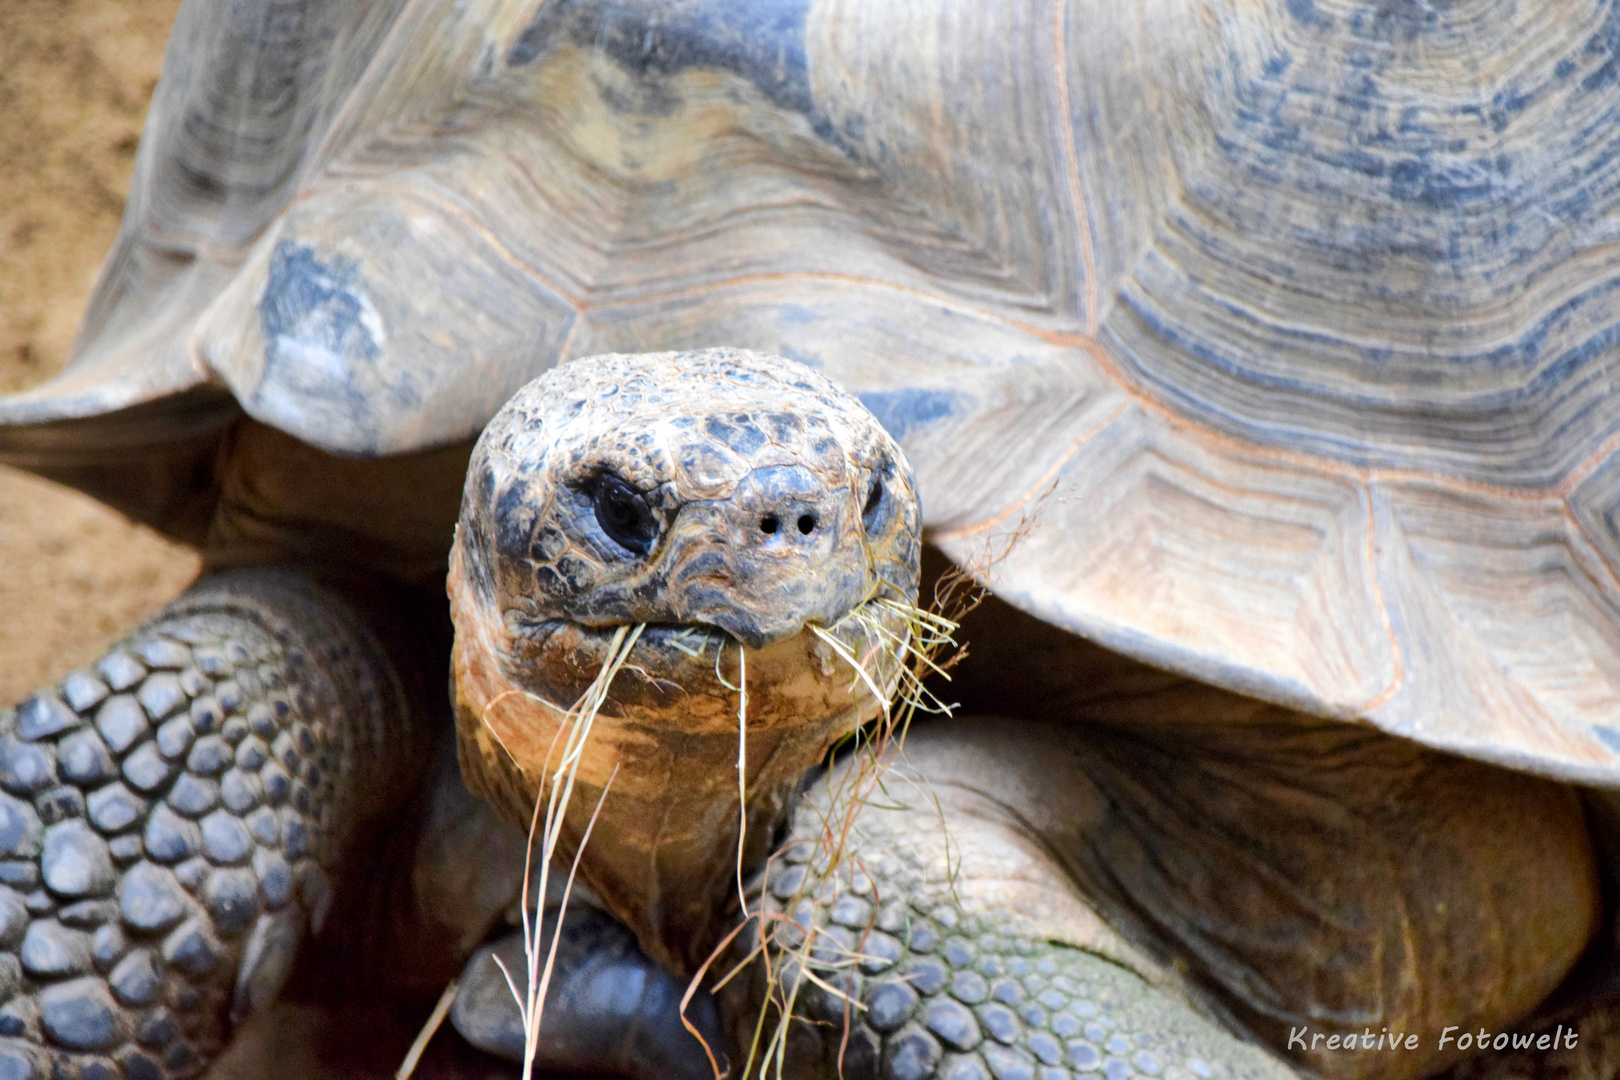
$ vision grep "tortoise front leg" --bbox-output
[726,726,1294,1080]
[732,713,1596,1080]
[0,568,435,1079]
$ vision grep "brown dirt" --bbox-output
[0,0,199,704]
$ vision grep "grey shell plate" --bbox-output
[6,0,1620,785]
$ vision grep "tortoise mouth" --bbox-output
[505,618,735,707]
[523,618,737,657]
[499,607,891,722]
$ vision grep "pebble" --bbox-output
[189,698,222,735]
[942,1055,991,1080]
[982,1043,1037,1080]
[0,867,37,892]
[1067,1041,1101,1071]
[246,807,279,848]
[979,1003,1022,1045]
[91,923,127,970]
[108,836,143,864]
[830,895,872,928]
[907,957,948,996]
[1027,1031,1063,1066]
[860,930,904,973]
[234,737,269,772]
[952,971,990,1005]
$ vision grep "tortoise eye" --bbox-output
[862,476,885,530]
[592,474,659,555]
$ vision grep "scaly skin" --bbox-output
[725,746,1293,1080]
[0,570,431,1079]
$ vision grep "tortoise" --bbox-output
[1,0,1619,1077]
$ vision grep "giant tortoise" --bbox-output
[1,0,1618,1078]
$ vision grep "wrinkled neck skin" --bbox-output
[448,547,904,971]
[445,350,921,972]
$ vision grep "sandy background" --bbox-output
[0,0,199,704]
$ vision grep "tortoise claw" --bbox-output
[451,911,724,1080]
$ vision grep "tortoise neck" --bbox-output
[202,419,473,591]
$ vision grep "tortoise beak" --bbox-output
[659,464,872,649]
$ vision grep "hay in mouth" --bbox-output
[484,623,643,1080]
[684,584,978,1080]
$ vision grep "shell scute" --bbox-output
[199,190,579,455]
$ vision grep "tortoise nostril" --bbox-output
[760,515,780,535]
[797,513,817,535]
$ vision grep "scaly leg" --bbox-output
[0,568,435,1079]
[728,713,1595,1080]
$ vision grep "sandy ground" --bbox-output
[0,0,199,704]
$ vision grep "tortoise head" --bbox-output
[446,348,920,970]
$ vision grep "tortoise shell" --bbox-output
[4,0,1620,784]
